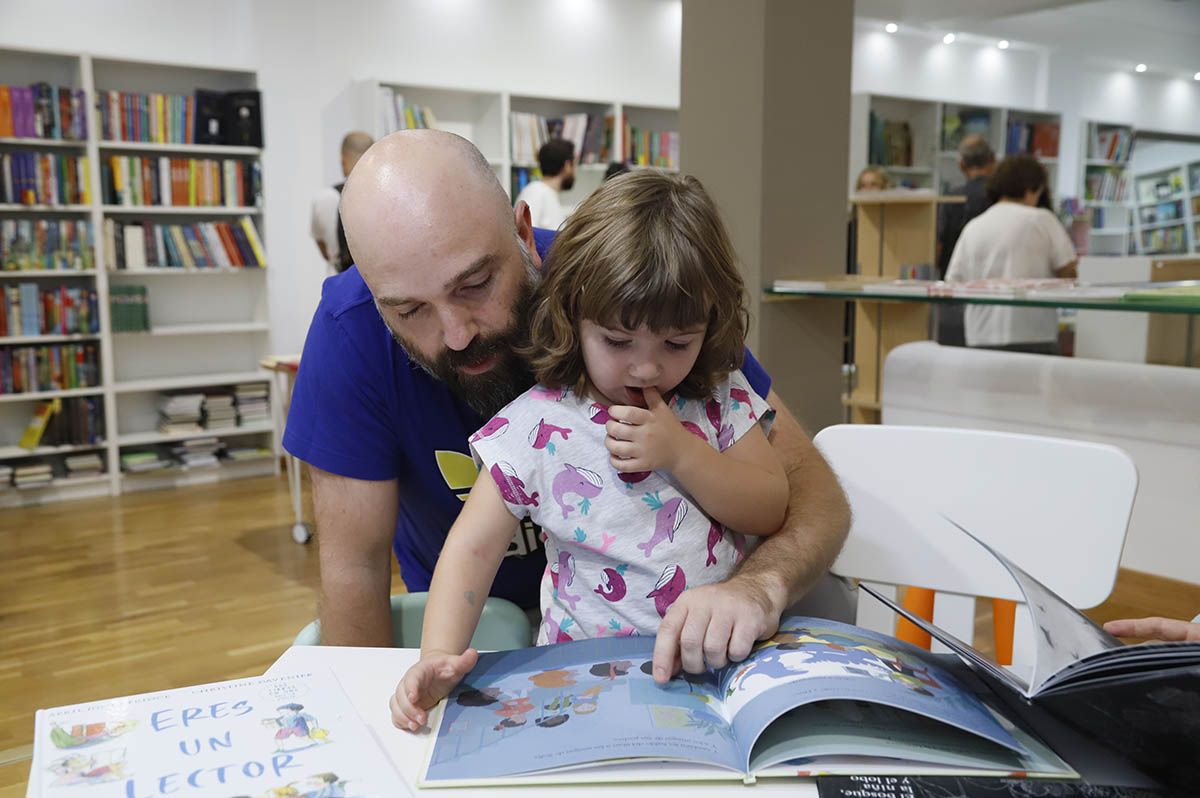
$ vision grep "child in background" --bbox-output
[390,171,789,731]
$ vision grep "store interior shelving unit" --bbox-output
[0,48,275,507]
[1130,160,1199,256]
[332,80,680,208]
[1080,120,1135,257]
[849,93,1061,198]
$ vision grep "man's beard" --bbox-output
[561,175,575,192]
[388,250,538,418]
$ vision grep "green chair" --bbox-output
[292,592,533,650]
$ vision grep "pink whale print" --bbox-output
[529,418,571,451]
[706,522,722,567]
[594,566,627,602]
[705,397,722,432]
[588,403,611,424]
[729,387,757,420]
[681,420,709,443]
[647,564,686,617]
[469,416,509,443]
[550,551,581,611]
[637,492,687,558]
[574,529,617,556]
[490,461,539,507]
[552,463,604,519]
[542,608,574,643]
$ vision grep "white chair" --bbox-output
[813,424,1138,678]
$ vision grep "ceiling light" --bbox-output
[943,33,956,44]
[1193,71,1200,81]
[997,40,1010,50]
[885,22,898,33]
[1135,63,1147,73]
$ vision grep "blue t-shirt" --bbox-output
[283,228,772,610]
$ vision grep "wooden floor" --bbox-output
[1,471,1197,795]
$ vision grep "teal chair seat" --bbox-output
[293,592,533,650]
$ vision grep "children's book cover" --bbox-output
[28,670,401,798]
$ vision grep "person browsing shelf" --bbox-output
[283,130,850,682]
[515,138,576,230]
[310,131,373,275]
[391,171,790,731]
[945,154,1077,354]
[854,165,890,192]
[936,134,996,278]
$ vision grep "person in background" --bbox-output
[515,138,575,230]
[935,135,997,346]
[310,131,374,275]
[854,165,890,192]
[1104,616,1200,642]
[945,154,1077,355]
[603,161,631,181]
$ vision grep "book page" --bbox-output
[29,670,402,797]
[719,618,1025,772]
[421,636,742,786]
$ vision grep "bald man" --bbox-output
[283,130,849,677]
[310,131,374,275]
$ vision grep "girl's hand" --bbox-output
[1104,617,1200,643]
[389,649,479,732]
[605,387,695,473]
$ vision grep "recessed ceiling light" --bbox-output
[943,33,956,44]
[997,40,1010,50]
[1193,71,1200,81]
[885,22,898,33]
[1135,63,1147,73]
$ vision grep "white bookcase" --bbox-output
[328,80,680,210]
[1079,120,1135,257]
[0,48,275,507]
[849,93,1062,198]
[1131,163,1194,256]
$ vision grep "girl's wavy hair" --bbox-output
[522,171,748,399]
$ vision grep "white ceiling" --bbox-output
[857,0,1200,77]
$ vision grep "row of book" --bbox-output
[1,219,94,272]
[2,283,99,337]
[0,342,100,394]
[0,84,88,141]
[1088,127,1132,163]
[0,458,101,489]
[1141,226,1187,255]
[1135,172,1184,205]
[941,108,991,151]
[157,384,268,434]
[99,155,261,208]
[1139,200,1183,225]
[97,88,264,148]
[1006,119,1059,158]
[868,111,913,167]
[0,151,90,206]
[510,112,611,167]
[109,284,149,332]
[120,439,272,474]
[374,87,439,135]
[14,397,105,450]
[623,126,679,170]
[1060,199,1130,232]
[104,217,265,271]
[1083,166,1130,203]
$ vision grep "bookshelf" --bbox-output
[0,48,275,507]
[1080,121,1135,257]
[334,80,678,207]
[849,94,1062,198]
[1131,163,1194,256]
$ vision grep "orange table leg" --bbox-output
[896,586,934,649]
[993,598,1016,666]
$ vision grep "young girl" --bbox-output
[390,171,789,731]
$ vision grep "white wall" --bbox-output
[0,0,682,354]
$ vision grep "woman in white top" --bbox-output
[945,155,1078,354]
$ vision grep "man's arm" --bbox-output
[310,465,399,646]
[650,390,850,681]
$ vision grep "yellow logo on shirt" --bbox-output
[435,450,479,502]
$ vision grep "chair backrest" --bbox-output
[814,424,1137,665]
[293,592,533,650]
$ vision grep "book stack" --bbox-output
[224,445,272,462]
[120,450,172,474]
[171,437,222,469]
[63,453,104,479]
[157,392,204,435]
[14,462,53,489]
[202,392,237,431]
[1084,167,1130,203]
[234,383,269,426]
[0,463,11,488]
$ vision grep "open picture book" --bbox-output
[27,670,401,798]
[418,615,1075,788]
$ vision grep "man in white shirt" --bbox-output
[514,138,575,230]
[310,131,374,275]
[946,155,1077,354]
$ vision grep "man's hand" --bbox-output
[605,387,695,473]
[390,649,480,731]
[1104,617,1200,643]
[650,572,786,684]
